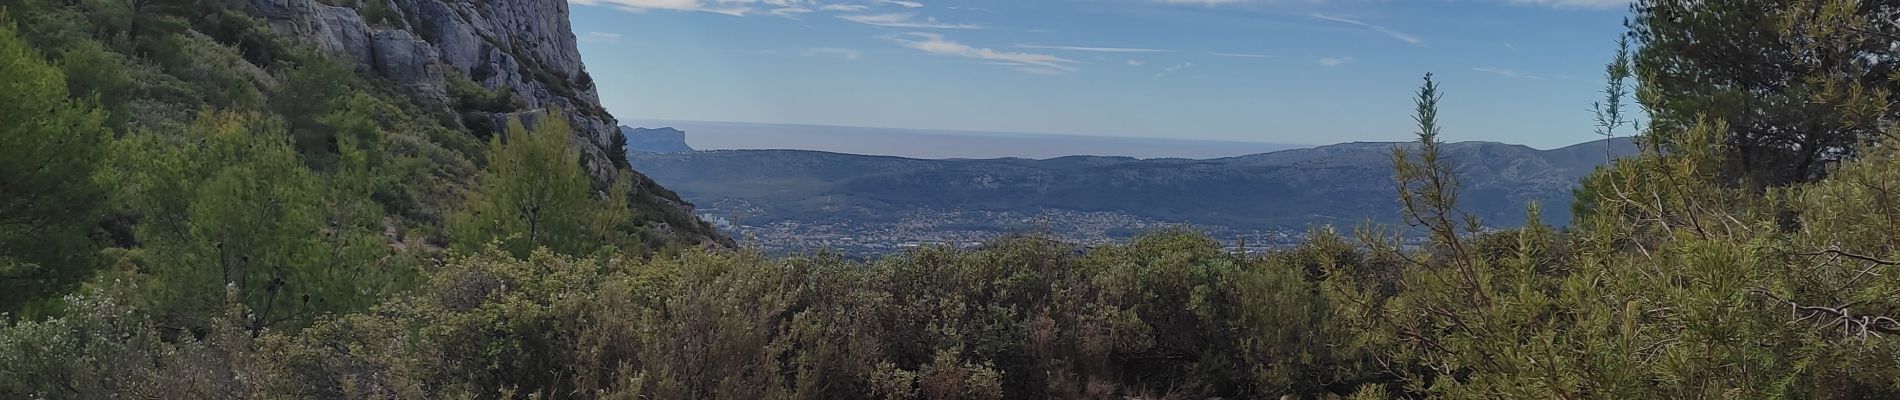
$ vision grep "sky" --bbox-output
[567,0,1634,150]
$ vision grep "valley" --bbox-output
[631,128,1637,255]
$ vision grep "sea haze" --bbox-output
[620,119,1308,160]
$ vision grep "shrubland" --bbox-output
[10,0,1900,398]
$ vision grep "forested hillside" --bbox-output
[10,0,1900,399]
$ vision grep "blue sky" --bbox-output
[568,0,1633,149]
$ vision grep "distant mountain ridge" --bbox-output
[620,119,1307,159]
[630,136,1639,253]
[621,126,695,153]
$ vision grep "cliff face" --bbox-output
[621,126,696,154]
[245,0,729,246]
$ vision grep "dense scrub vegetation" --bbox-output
[11,0,1900,399]
[0,0,674,326]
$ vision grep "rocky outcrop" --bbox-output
[621,126,696,154]
[369,30,448,105]
[244,0,729,246]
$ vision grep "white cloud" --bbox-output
[839,13,981,29]
[571,0,814,17]
[1154,62,1193,78]
[1470,66,1546,79]
[1126,59,1146,67]
[1317,57,1355,66]
[892,32,1077,74]
[871,0,923,7]
[803,47,863,59]
[1311,13,1423,45]
[820,3,867,11]
[1211,52,1273,58]
[771,6,813,17]
[1014,44,1169,53]
[1503,0,1630,9]
[581,31,623,44]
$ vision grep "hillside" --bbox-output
[0,0,728,319]
[631,137,1636,252]
[243,0,724,245]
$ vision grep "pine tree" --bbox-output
[0,13,110,316]
[451,111,601,257]
[110,111,403,332]
[1632,0,1897,187]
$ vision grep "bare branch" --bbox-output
[1794,246,1900,266]
[1753,288,1900,339]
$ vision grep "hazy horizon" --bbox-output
[624,118,1631,160]
[624,118,1313,159]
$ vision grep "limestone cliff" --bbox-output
[621,126,696,154]
[245,0,730,246]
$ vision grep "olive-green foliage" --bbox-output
[21,1,1900,399]
[451,112,639,258]
[272,54,364,165]
[355,0,398,28]
[0,279,280,399]
[108,111,420,333]
[0,230,1355,399]
[1321,45,1900,400]
[446,65,524,114]
[1632,0,1898,186]
[0,0,484,316]
[0,14,110,316]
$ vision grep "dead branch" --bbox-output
[1794,246,1900,266]
[1753,288,1900,341]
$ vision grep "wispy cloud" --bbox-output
[803,47,863,59]
[1154,62,1193,78]
[1470,66,1545,79]
[871,0,923,7]
[580,31,623,44]
[771,6,813,17]
[1318,57,1355,67]
[1014,44,1169,53]
[1126,59,1146,67]
[1211,52,1273,58]
[892,32,1077,74]
[820,3,867,11]
[572,0,819,17]
[839,13,982,29]
[1311,13,1423,45]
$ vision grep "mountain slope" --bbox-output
[244,0,724,245]
[631,137,1636,251]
